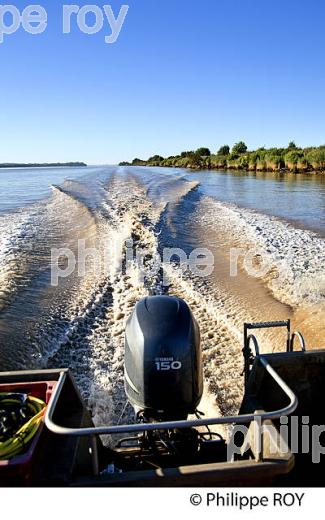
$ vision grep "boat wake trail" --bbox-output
[47,173,228,436]
[48,172,246,433]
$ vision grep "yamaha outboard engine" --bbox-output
[124,296,203,421]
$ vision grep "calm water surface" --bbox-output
[184,169,325,236]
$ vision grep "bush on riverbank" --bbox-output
[120,142,325,173]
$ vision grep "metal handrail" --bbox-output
[290,332,306,352]
[244,320,291,353]
[45,356,298,437]
[245,320,291,330]
[247,334,260,356]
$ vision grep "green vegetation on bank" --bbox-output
[0,162,87,168]
[120,142,325,173]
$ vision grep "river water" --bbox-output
[0,165,324,427]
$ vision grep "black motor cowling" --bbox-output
[124,296,203,420]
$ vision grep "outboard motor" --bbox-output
[124,296,203,421]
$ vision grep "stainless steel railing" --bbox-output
[45,355,298,454]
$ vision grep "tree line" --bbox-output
[119,142,325,173]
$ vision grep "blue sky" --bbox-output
[0,0,325,164]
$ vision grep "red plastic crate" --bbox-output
[0,380,57,484]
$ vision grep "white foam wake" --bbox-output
[197,196,325,308]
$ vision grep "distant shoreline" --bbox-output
[120,142,325,174]
[0,162,87,169]
[120,163,325,175]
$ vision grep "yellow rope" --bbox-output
[0,394,46,460]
